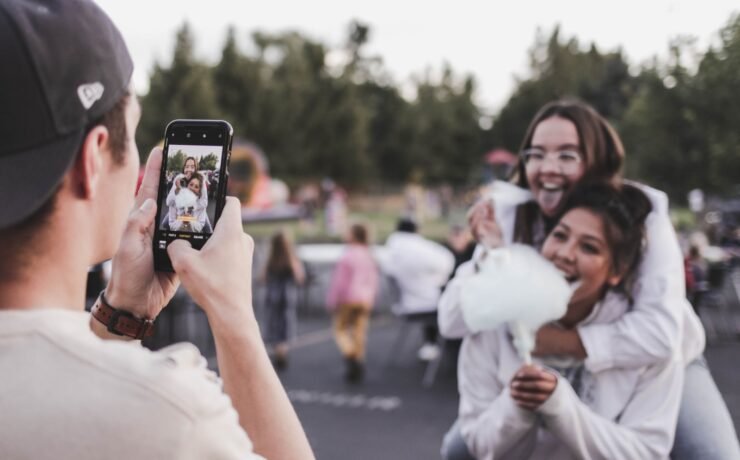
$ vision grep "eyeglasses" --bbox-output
[521,148,583,174]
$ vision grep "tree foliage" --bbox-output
[138,16,740,200]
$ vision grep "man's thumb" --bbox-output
[167,239,197,274]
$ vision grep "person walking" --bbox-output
[261,231,305,370]
[326,224,379,382]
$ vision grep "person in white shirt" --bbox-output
[0,1,313,458]
[385,218,455,360]
[439,100,739,459]
[458,183,681,459]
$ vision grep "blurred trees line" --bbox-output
[139,15,740,203]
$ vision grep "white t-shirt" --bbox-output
[0,309,262,460]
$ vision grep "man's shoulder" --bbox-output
[93,340,230,420]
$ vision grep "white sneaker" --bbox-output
[418,343,440,361]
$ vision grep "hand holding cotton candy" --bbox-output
[460,244,573,364]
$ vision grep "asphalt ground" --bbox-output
[277,307,740,460]
[149,265,740,459]
[276,314,460,460]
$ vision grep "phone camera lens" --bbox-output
[202,134,207,138]
[186,133,191,138]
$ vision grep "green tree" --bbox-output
[138,23,220,159]
[199,153,219,171]
[168,150,185,173]
[486,27,638,154]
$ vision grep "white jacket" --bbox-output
[458,290,683,460]
[383,231,455,314]
[438,181,705,369]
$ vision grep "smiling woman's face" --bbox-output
[541,207,621,325]
[525,116,586,217]
[187,178,201,196]
[183,159,196,178]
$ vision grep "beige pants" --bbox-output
[333,303,371,361]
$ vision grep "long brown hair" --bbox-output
[511,99,626,245]
[265,231,296,275]
[512,99,624,188]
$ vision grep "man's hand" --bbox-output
[532,325,587,360]
[167,197,256,329]
[467,198,503,249]
[510,364,558,410]
[105,147,179,319]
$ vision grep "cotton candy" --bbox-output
[460,244,572,363]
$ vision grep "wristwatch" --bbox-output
[91,291,155,340]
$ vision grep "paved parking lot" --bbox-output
[277,310,740,460]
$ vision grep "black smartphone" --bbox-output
[153,119,233,272]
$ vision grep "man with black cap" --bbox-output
[0,1,313,458]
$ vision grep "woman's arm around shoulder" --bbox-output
[578,183,703,372]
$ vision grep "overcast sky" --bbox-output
[97,0,738,113]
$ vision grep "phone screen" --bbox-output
[153,120,232,271]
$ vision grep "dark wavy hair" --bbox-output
[557,183,652,299]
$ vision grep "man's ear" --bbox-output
[70,126,110,199]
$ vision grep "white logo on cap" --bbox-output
[77,82,105,109]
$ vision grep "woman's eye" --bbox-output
[552,230,567,241]
[558,151,580,162]
[523,150,545,162]
[581,243,599,254]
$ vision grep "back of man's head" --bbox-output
[396,217,417,234]
[0,0,133,267]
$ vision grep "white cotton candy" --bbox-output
[460,244,572,363]
[175,188,198,210]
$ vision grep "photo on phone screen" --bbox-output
[153,120,232,272]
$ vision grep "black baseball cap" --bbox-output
[0,0,133,229]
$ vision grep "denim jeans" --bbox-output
[671,356,740,460]
[441,356,740,460]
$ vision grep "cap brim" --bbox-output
[0,130,83,229]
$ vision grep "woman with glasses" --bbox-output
[438,99,739,460]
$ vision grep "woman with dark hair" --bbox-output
[439,100,739,459]
[457,183,685,458]
[261,231,305,369]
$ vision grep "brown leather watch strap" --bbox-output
[91,291,155,340]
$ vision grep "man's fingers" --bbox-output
[126,198,157,236]
[135,147,163,209]
[167,239,198,275]
[210,197,244,240]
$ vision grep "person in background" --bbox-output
[261,231,305,370]
[444,224,477,281]
[385,218,455,361]
[326,223,380,383]
[685,245,708,310]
